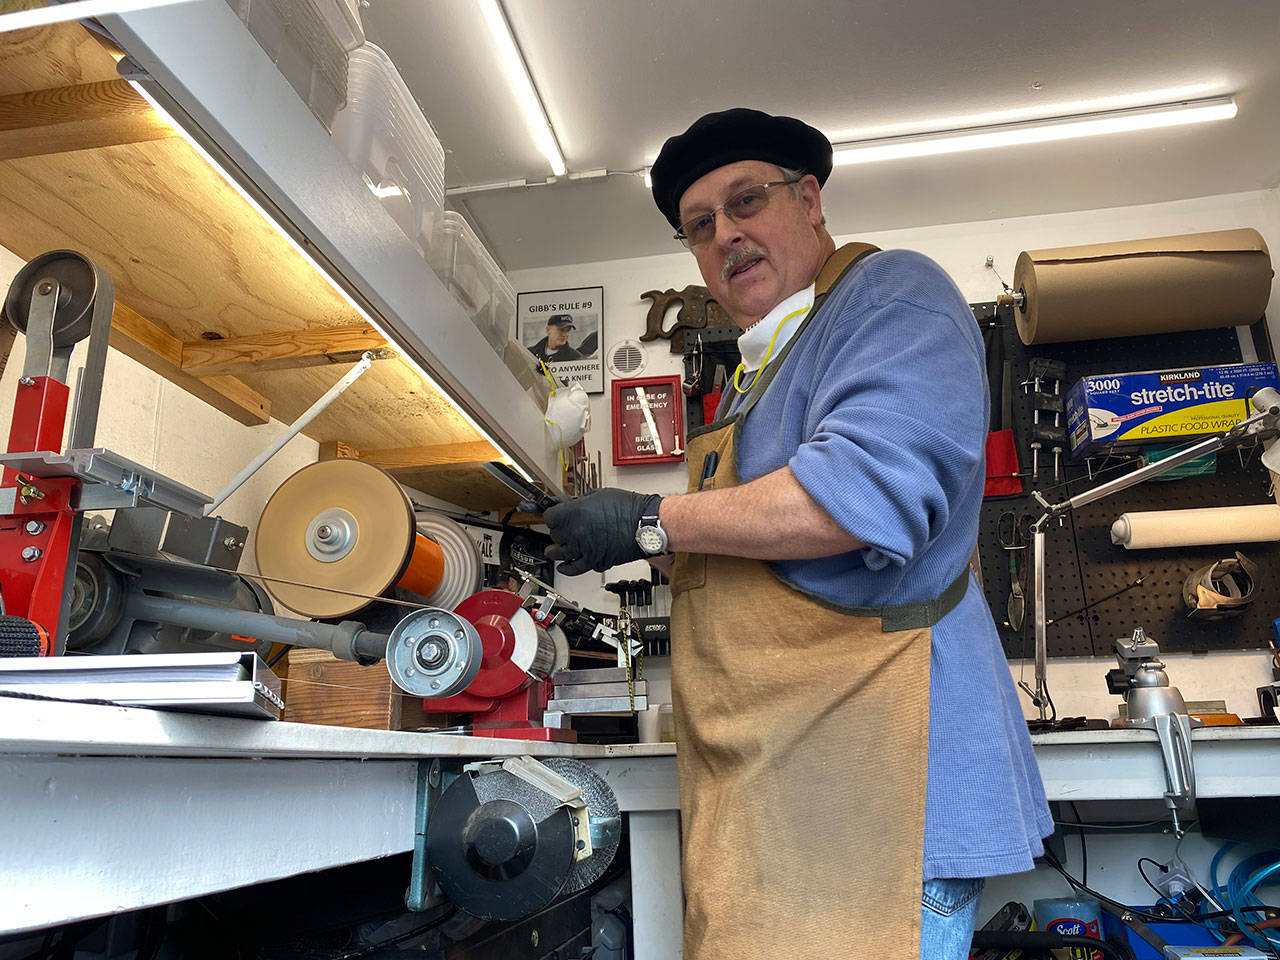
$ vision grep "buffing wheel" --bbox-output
[413,511,483,610]
[255,459,417,618]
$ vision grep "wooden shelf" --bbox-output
[0,13,531,511]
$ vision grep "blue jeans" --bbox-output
[922,876,985,960]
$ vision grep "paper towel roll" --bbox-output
[1111,504,1280,550]
[1013,228,1273,345]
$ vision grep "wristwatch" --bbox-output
[634,495,669,556]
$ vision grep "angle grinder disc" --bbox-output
[255,459,416,618]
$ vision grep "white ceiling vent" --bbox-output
[606,339,647,378]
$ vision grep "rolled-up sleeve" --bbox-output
[789,290,987,569]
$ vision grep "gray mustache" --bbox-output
[721,247,767,283]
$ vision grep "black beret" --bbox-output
[545,314,576,328]
[650,108,833,229]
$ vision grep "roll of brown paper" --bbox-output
[1111,504,1280,550]
[1013,228,1272,345]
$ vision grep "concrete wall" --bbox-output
[509,187,1280,721]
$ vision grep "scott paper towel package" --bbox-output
[1066,362,1280,457]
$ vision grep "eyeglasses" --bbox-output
[674,179,801,248]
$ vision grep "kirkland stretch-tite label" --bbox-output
[1065,362,1280,457]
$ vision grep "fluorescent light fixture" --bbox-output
[128,79,537,483]
[643,167,653,189]
[832,97,1237,166]
[0,0,194,33]
[475,0,567,177]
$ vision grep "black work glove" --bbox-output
[543,489,659,576]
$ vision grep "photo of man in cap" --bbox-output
[539,107,1052,960]
[527,313,584,363]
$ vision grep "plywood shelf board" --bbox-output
[395,465,523,511]
[0,17,494,468]
[0,5,121,98]
[236,358,480,445]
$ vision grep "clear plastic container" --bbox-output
[486,272,517,353]
[225,0,363,129]
[427,211,513,352]
[502,339,552,410]
[332,43,446,258]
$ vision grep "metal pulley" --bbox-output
[3,249,101,347]
[385,607,483,697]
[425,757,620,921]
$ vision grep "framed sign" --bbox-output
[516,285,604,394]
[611,375,686,466]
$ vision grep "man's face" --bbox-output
[678,160,826,329]
[546,324,570,349]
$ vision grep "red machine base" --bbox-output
[469,726,578,743]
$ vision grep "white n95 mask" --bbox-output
[545,381,591,447]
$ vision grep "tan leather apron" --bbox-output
[670,244,969,959]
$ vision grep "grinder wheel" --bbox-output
[427,767,576,922]
[255,459,416,618]
[3,250,98,345]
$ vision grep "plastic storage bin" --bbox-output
[331,43,446,259]
[503,339,552,410]
[224,0,363,129]
[428,211,512,352]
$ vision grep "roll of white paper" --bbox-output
[1111,504,1280,550]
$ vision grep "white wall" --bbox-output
[0,246,318,581]
[509,187,1280,720]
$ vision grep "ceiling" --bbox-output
[361,0,1280,272]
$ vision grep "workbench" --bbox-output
[4,697,1279,958]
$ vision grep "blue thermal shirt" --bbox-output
[728,248,1053,880]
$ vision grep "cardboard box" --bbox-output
[1065,362,1279,457]
[1164,947,1269,959]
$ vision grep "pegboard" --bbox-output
[975,300,1277,659]
[682,326,742,430]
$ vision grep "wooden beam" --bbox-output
[179,324,390,376]
[110,303,271,426]
[359,441,499,473]
[0,79,177,161]
[318,441,360,460]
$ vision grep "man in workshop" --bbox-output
[528,313,584,363]
[540,109,1053,960]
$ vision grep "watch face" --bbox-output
[637,525,666,555]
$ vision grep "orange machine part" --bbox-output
[397,533,445,599]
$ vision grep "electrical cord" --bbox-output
[265,644,292,668]
[1052,818,1173,831]
[1042,848,1198,926]
[324,906,458,960]
[1067,801,1088,886]
[1137,858,1167,901]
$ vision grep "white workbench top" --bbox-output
[1,697,1276,936]
[0,695,679,760]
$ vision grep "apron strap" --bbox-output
[815,242,880,297]
[833,567,971,631]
